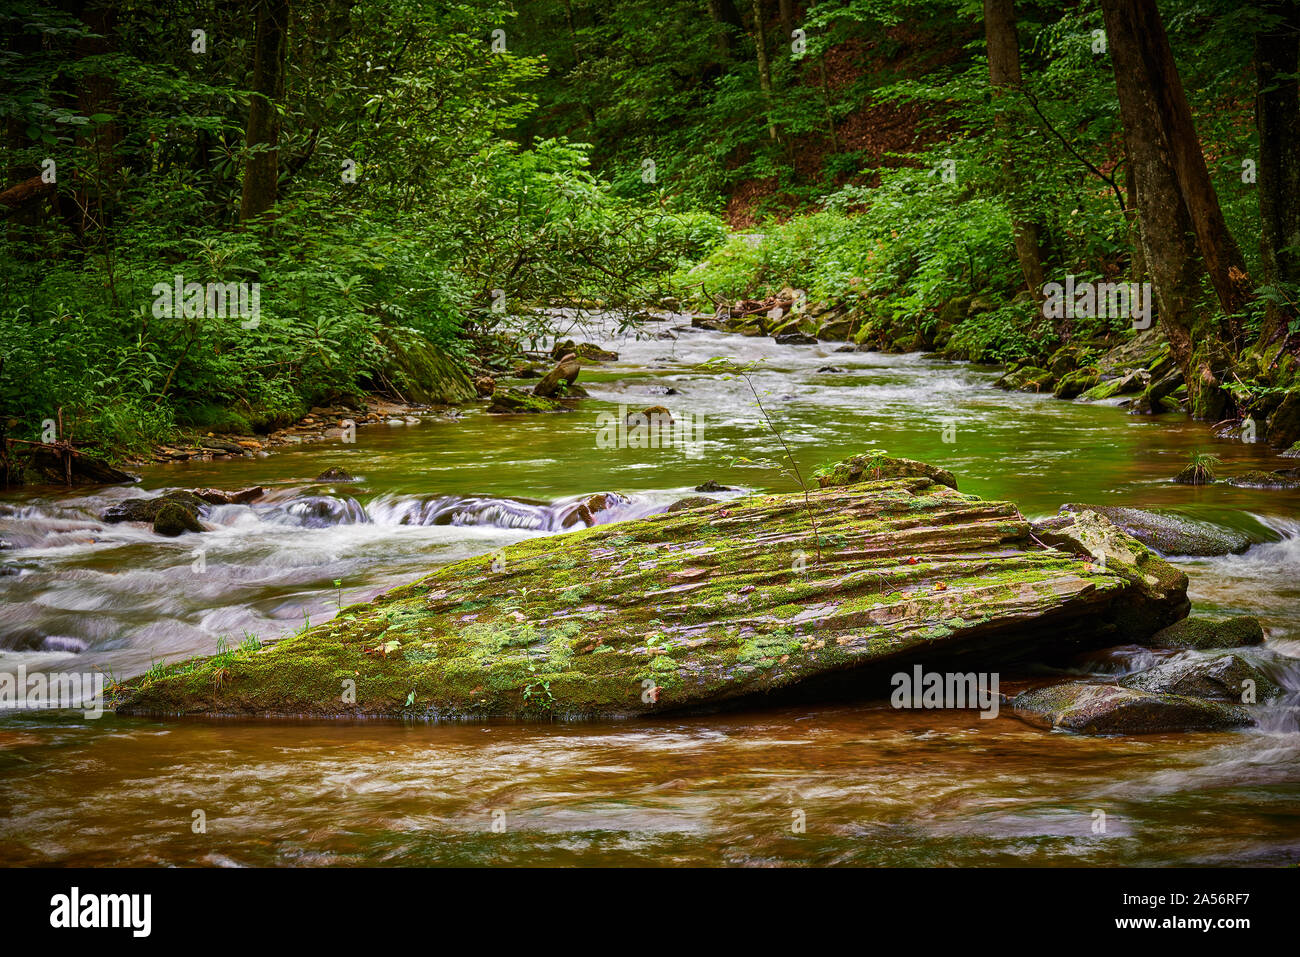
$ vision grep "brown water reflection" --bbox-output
[1,704,1296,867]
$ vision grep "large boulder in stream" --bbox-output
[152,501,204,536]
[115,454,1193,721]
[532,354,581,398]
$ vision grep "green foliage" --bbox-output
[0,0,1281,465]
[0,0,712,463]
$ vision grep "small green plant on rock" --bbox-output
[1175,450,1220,485]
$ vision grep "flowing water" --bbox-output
[2,314,1298,866]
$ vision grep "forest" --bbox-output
[2,0,1298,470]
[1,0,1299,885]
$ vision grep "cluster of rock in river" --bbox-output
[112,453,1293,737]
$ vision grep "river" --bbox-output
[2,314,1298,866]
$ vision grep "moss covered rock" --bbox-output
[994,365,1054,393]
[1149,616,1265,650]
[101,489,206,526]
[1079,371,1145,402]
[1030,507,1190,636]
[1265,389,1300,449]
[486,388,570,414]
[1120,653,1282,701]
[1053,504,1252,557]
[815,451,957,490]
[1225,470,1300,489]
[151,502,203,536]
[375,326,476,405]
[115,459,1191,721]
[1053,368,1101,400]
[1011,682,1251,735]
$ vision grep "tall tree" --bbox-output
[1106,0,1251,331]
[1101,0,1233,418]
[240,0,291,224]
[983,0,1045,302]
[1255,0,1300,346]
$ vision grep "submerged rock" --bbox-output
[1120,653,1282,701]
[116,455,1193,721]
[1011,682,1251,734]
[1225,469,1300,489]
[40,636,88,654]
[282,495,367,528]
[314,468,356,483]
[1148,615,1265,650]
[1053,504,1252,557]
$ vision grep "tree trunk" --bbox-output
[707,0,743,60]
[239,0,291,224]
[778,0,794,45]
[1255,0,1300,346]
[1101,0,1231,419]
[819,57,840,153]
[562,0,596,127]
[750,0,778,141]
[982,0,1046,303]
[1109,0,1251,332]
[1124,157,1147,283]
